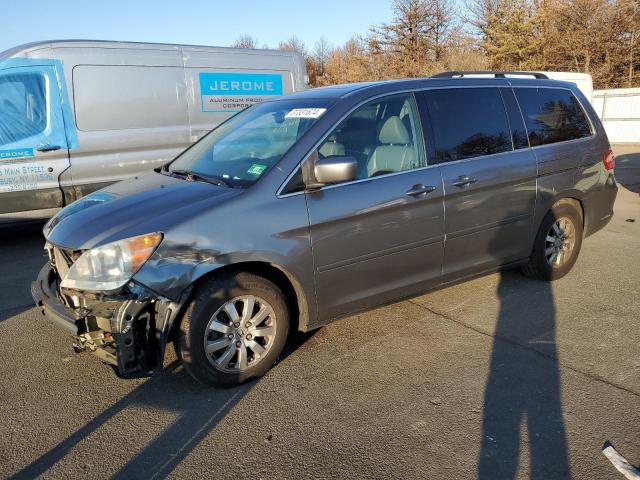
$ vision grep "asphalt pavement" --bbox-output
[0,147,638,479]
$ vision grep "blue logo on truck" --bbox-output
[0,148,34,161]
[199,72,285,113]
[199,72,283,96]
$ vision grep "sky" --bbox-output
[1,0,394,53]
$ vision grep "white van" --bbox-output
[541,71,593,101]
[0,40,306,222]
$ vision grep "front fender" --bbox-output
[133,241,317,331]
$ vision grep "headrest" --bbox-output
[379,116,410,144]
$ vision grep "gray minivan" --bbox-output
[32,72,618,387]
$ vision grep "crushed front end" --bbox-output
[31,243,186,378]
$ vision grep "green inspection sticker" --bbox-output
[247,164,267,175]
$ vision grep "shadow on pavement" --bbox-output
[0,222,47,322]
[478,269,570,479]
[9,362,244,479]
[10,330,316,480]
[615,151,640,193]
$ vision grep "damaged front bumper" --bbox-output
[31,262,187,378]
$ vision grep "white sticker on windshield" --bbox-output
[285,108,327,119]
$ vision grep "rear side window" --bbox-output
[514,88,592,146]
[423,88,512,163]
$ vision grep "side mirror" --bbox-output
[309,156,358,188]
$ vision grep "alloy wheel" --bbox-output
[545,217,577,267]
[203,295,277,372]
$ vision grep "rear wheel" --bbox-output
[522,200,583,281]
[177,272,289,387]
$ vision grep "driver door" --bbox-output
[304,93,445,321]
[0,63,71,213]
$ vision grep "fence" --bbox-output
[592,88,640,144]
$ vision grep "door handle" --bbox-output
[36,145,62,153]
[405,184,436,197]
[452,175,478,187]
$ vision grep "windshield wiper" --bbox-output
[169,169,232,188]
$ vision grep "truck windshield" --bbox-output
[168,99,333,188]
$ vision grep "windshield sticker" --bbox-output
[199,72,284,113]
[0,148,34,162]
[285,108,327,119]
[247,164,267,175]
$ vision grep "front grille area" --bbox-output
[49,246,84,283]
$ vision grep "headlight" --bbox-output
[60,233,163,292]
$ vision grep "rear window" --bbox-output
[514,88,592,146]
[423,88,512,163]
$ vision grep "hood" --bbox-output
[45,172,241,249]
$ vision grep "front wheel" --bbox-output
[176,272,290,387]
[522,200,584,281]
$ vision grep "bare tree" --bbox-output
[313,36,332,78]
[428,0,457,61]
[324,36,376,84]
[370,0,457,76]
[269,0,640,90]
[232,35,259,49]
[278,35,307,55]
[613,0,640,86]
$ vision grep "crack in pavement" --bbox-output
[408,299,640,399]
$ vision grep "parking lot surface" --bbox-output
[0,147,638,479]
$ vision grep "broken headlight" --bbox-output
[60,233,163,292]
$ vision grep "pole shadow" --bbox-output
[10,329,316,479]
[9,362,248,480]
[478,213,571,479]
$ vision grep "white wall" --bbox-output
[592,88,640,144]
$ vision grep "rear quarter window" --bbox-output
[423,87,512,163]
[514,88,592,147]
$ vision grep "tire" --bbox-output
[522,200,584,281]
[176,271,289,387]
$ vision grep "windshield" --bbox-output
[168,99,333,188]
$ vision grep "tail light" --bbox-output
[603,149,615,171]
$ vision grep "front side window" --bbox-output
[169,99,332,188]
[423,87,513,163]
[514,88,592,146]
[0,73,47,146]
[317,93,426,180]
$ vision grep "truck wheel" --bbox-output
[522,200,583,281]
[176,271,289,387]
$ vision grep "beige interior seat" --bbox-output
[319,133,345,157]
[367,116,416,177]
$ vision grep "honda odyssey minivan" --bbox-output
[32,72,618,387]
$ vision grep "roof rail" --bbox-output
[431,70,549,80]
